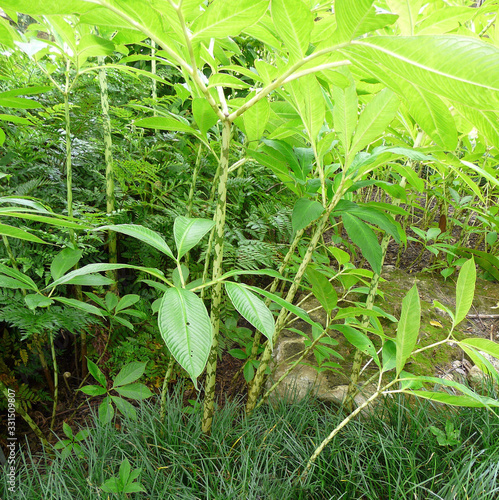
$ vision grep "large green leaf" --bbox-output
[395,285,421,375]
[349,88,399,158]
[386,0,421,35]
[96,224,174,260]
[0,0,95,14]
[404,86,457,150]
[0,264,38,291]
[292,198,325,233]
[135,116,203,140]
[271,0,313,61]
[460,338,499,361]
[173,216,214,260]
[453,104,499,150]
[191,0,268,41]
[50,247,83,281]
[113,362,147,388]
[306,267,337,314]
[77,34,115,59]
[225,282,275,340]
[243,95,270,146]
[0,223,49,244]
[333,77,357,154]
[287,75,325,142]
[454,258,476,326]
[342,36,499,112]
[192,98,219,136]
[244,284,323,331]
[158,288,212,386]
[334,0,374,41]
[54,297,105,317]
[47,263,165,290]
[342,213,382,274]
[333,324,379,367]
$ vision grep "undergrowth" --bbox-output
[3,388,499,499]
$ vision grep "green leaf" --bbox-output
[459,338,499,362]
[292,198,325,233]
[50,247,82,281]
[0,264,38,290]
[98,396,115,424]
[113,362,147,388]
[158,288,212,386]
[342,213,382,274]
[333,324,380,367]
[395,285,421,375]
[53,297,105,317]
[386,0,421,35]
[243,284,323,331]
[454,258,476,325]
[25,294,54,310]
[271,0,313,61]
[350,88,399,158]
[111,396,137,420]
[77,34,114,59]
[87,359,107,388]
[64,274,115,286]
[134,116,203,140]
[192,98,218,136]
[0,222,49,244]
[287,75,325,142]
[454,104,499,150]
[173,216,214,260]
[79,385,107,397]
[115,294,141,314]
[306,267,337,314]
[382,339,397,373]
[114,383,152,400]
[225,282,275,340]
[243,95,270,145]
[342,36,499,112]
[335,0,374,42]
[0,0,95,15]
[333,77,357,154]
[96,224,174,260]
[191,0,268,41]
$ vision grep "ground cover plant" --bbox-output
[1,0,499,497]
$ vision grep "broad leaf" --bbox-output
[349,88,399,158]
[158,287,212,386]
[191,0,268,40]
[111,396,137,420]
[395,285,421,375]
[342,36,499,112]
[0,223,49,244]
[459,338,499,361]
[114,383,152,400]
[96,224,174,260]
[25,294,54,309]
[342,213,382,274]
[334,324,380,367]
[53,297,105,317]
[113,362,147,388]
[225,282,275,340]
[454,258,476,325]
[333,77,357,154]
[243,95,270,146]
[192,98,218,136]
[87,359,107,387]
[335,0,374,42]
[0,264,38,290]
[50,247,82,281]
[115,294,141,314]
[292,198,325,233]
[271,0,313,61]
[306,267,337,314]
[173,216,214,260]
[135,117,203,141]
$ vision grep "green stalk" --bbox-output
[343,233,390,411]
[186,143,203,218]
[246,184,346,414]
[97,56,118,290]
[63,84,75,246]
[202,120,231,434]
[49,331,58,431]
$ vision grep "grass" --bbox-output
[2,385,499,499]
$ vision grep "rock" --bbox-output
[268,267,499,407]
